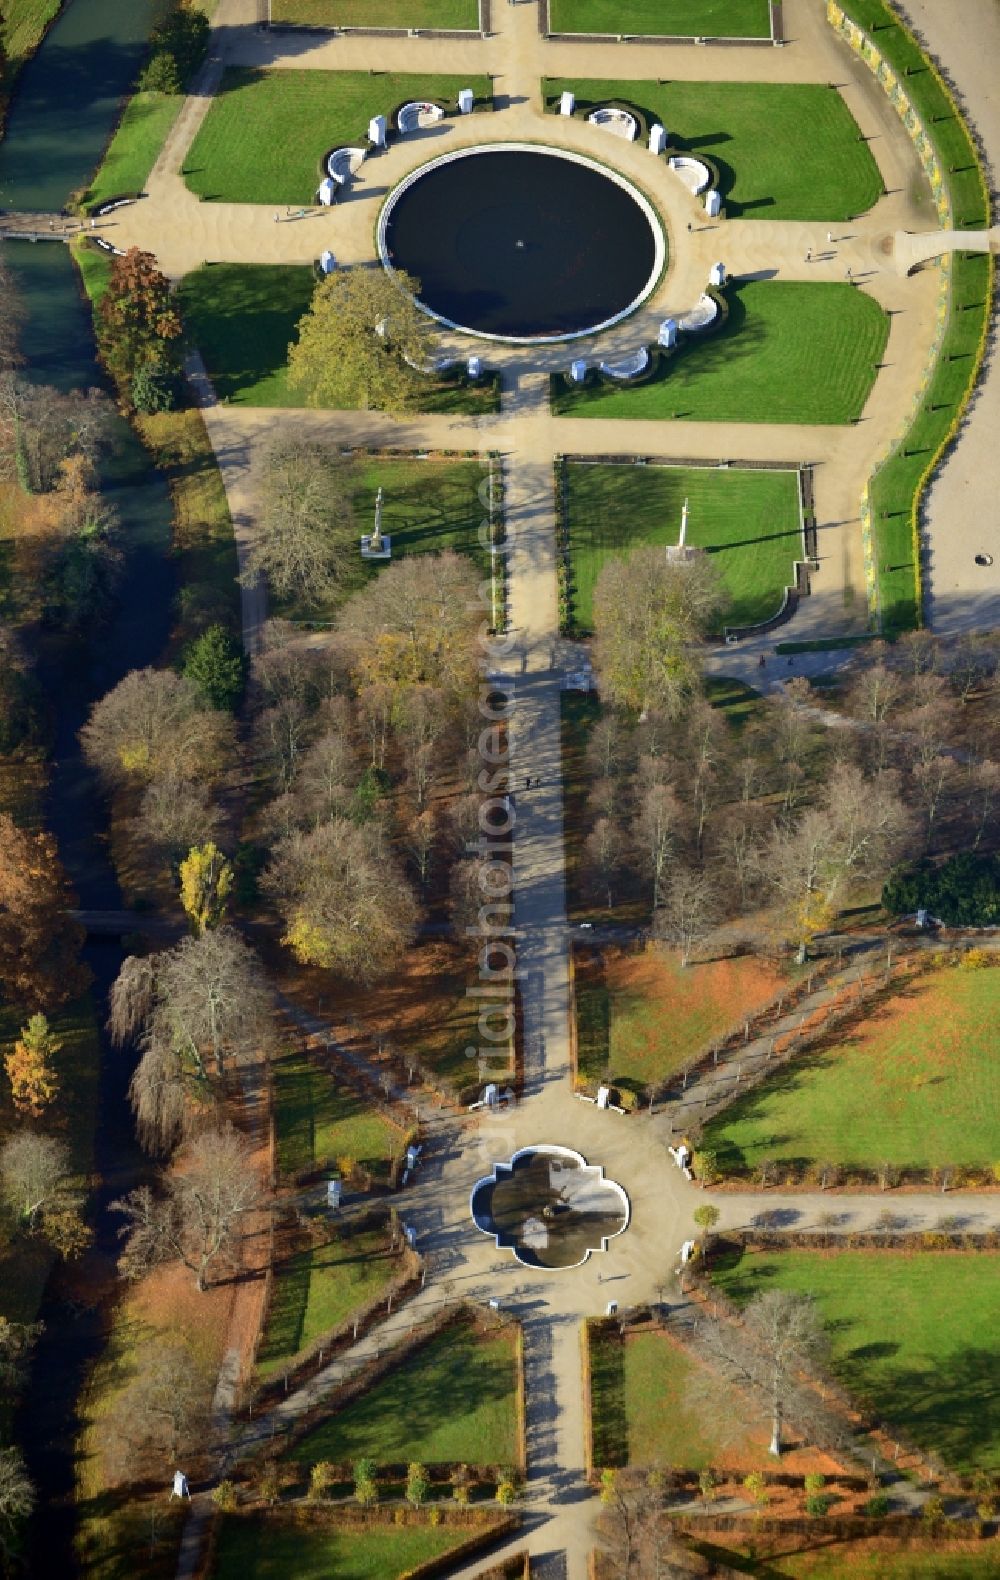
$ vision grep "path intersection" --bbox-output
[130,4,1000,1576]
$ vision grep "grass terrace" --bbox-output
[703,963,1000,1175]
[272,456,492,624]
[210,1516,489,1580]
[564,462,802,633]
[589,1323,831,1474]
[184,68,493,205]
[273,1046,407,1184]
[543,78,882,221]
[575,946,786,1092]
[0,0,61,83]
[272,0,479,23]
[176,263,500,415]
[256,1225,400,1380]
[289,1315,520,1466]
[552,282,888,425]
[689,1537,1000,1578]
[548,0,770,36]
[79,89,184,210]
[712,1246,1000,1472]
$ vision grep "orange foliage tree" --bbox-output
[0,813,88,1010]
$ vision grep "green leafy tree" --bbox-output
[183,624,245,712]
[288,267,435,415]
[692,1203,720,1251]
[406,1462,430,1509]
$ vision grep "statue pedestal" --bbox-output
[361,534,392,561]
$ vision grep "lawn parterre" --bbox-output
[575,946,787,1091]
[690,1537,1000,1578]
[548,0,770,36]
[703,964,1000,1175]
[711,1247,1000,1472]
[184,68,493,205]
[211,1516,489,1580]
[543,78,882,222]
[589,1324,832,1474]
[176,264,500,415]
[564,462,802,632]
[289,1317,520,1466]
[256,1226,400,1380]
[273,1047,407,1183]
[272,0,479,23]
[552,282,888,425]
[271,456,493,624]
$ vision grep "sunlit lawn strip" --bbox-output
[256,1227,398,1379]
[543,78,881,221]
[211,1516,484,1580]
[185,68,492,205]
[80,89,184,209]
[689,1535,1000,1577]
[1,0,62,80]
[711,1247,1000,1472]
[176,263,500,415]
[549,0,770,36]
[272,0,479,23]
[552,283,888,425]
[703,964,1000,1174]
[287,1318,519,1465]
[565,462,801,632]
[272,1047,405,1182]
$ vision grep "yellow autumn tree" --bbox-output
[179,842,233,935]
[4,1014,60,1118]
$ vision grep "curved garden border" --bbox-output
[376,142,666,346]
[827,0,994,634]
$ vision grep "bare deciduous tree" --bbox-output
[264,818,418,981]
[693,1289,830,1457]
[106,1341,213,1477]
[109,929,273,1152]
[0,1446,34,1547]
[632,781,682,910]
[130,773,221,866]
[113,1125,260,1293]
[80,666,234,788]
[246,439,358,608]
[592,549,726,719]
[653,865,719,966]
[0,1131,73,1225]
[336,551,482,711]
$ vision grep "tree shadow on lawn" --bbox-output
[842,1345,1000,1473]
[293,1323,518,1465]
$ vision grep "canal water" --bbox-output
[2,0,176,1569]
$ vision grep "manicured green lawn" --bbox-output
[549,0,769,36]
[80,89,184,209]
[290,1319,520,1465]
[256,1227,399,1379]
[590,1325,807,1473]
[704,965,1000,1174]
[273,1047,406,1182]
[565,462,801,632]
[544,78,882,221]
[272,0,479,23]
[274,456,491,623]
[211,1515,478,1580]
[553,282,888,425]
[176,263,500,415]
[711,1248,1000,1472]
[185,68,492,205]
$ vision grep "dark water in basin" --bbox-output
[472,1147,628,1269]
[382,147,660,340]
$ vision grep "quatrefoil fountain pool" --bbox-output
[471,1145,630,1269]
